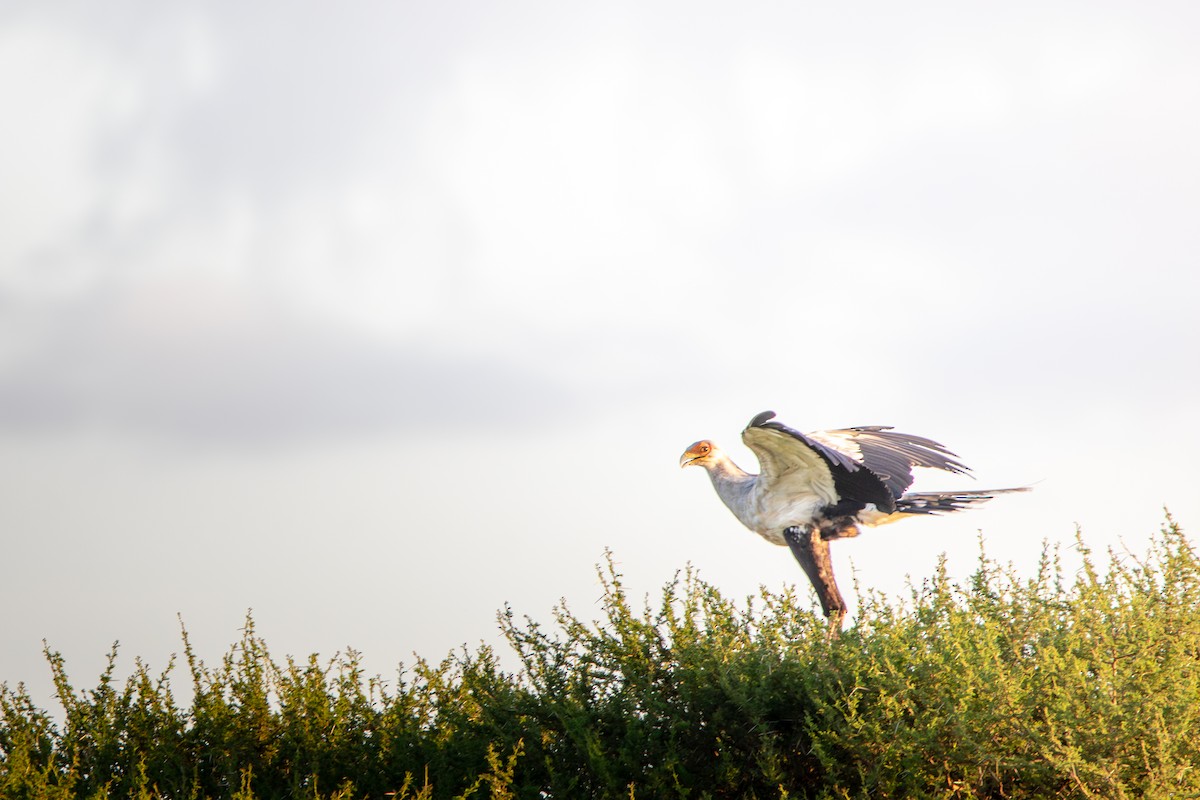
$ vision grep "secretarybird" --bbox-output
[680,410,1027,636]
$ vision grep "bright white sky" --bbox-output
[3,2,1199,710]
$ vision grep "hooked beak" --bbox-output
[679,453,698,468]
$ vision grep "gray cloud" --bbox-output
[0,290,578,445]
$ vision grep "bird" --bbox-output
[680,410,1027,636]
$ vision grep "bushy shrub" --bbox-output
[2,516,1198,798]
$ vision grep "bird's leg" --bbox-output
[783,525,847,639]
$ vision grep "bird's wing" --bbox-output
[742,411,896,513]
[807,426,972,499]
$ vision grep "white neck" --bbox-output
[703,454,755,516]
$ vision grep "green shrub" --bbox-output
[2,516,1198,798]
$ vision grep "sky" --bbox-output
[3,1,1199,711]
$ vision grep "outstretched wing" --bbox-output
[742,411,896,513]
[808,426,972,499]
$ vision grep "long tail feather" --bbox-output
[896,487,1030,515]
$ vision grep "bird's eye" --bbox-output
[700,444,710,453]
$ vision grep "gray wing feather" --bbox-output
[811,426,972,499]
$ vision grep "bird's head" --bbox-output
[679,440,719,469]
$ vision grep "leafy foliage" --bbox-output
[3,516,1199,798]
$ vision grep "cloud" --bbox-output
[0,279,578,445]
[0,21,141,287]
[3,1,1199,447]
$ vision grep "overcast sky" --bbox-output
[3,1,1199,710]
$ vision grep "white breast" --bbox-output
[703,453,836,547]
[734,483,828,546]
